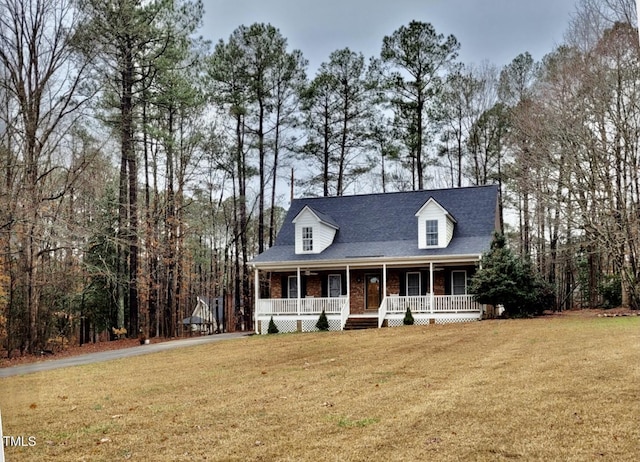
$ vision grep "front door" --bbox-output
[365,274,381,311]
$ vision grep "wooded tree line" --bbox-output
[0,0,637,354]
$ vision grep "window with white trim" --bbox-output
[426,219,439,246]
[288,275,298,298]
[328,274,342,297]
[302,226,313,251]
[406,272,421,296]
[451,270,467,295]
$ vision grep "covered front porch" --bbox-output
[253,260,486,334]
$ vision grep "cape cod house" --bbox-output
[250,185,500,334]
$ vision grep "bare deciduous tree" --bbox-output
[0,0,92,353]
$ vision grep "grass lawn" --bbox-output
[1,315,639,461]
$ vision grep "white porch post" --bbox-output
[430,261,435,314]
[383,263,387,299]
[346,265,350,310]
[297,267,301,315]
[254,268,259,334]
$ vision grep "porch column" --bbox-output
[346,265,350,318]
[430,261,434,314]
[296,267,301,315]
[346,265,350,296]
[254,268,259,334]
[382,264,387,299]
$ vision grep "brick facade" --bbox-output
[266,266,474,311]
[349,270,365,314]
[270,273,282,298]
[306,275,322,297]
[434,272,446,295]
[386,270,401,295]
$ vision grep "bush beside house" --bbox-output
[470,233,555,317]
[316,310,329,331]
[267,316,279,334]
[403,307,414,325]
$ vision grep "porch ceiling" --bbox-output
[251,251,482,271]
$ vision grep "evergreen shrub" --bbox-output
[316,309,329,331]
[403,307,414,325]
[267,316,279,334]
[469,233,555,317]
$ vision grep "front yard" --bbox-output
[1,314,639,461]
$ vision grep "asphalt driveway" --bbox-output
[0,332,249,378]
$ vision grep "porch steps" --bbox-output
[343,316,385,330]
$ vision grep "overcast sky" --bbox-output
[201,0,578,72]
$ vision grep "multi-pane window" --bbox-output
[302,226,313,251]
[288,275,298,299]
[452,271,467,295]
[426,220,439,246]
[328,274,342,297]
[406,272,421,296]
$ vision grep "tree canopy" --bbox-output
[470,234,555,317]
[0,0,638,354]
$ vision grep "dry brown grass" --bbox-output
[1,316,639,461]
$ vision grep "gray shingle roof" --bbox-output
[252,185,498,265]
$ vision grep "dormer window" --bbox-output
[302,227,313,251]
[415,197,457,249]
[426,220,439,246]
[293,206,339,254]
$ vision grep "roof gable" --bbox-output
[414,197,458,223]
[292,206,339,230]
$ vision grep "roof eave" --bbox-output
[250,253,483,271]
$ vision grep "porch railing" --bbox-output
[433,295,481,312]
[257,295,481,317]
[256,297,347,316]
[383,294,481,313]
[385,295,432,313]
[340,299,350,329]
[378,298,388,328]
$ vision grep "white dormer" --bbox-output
[292,206,339,254]
[415,197,457,249]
